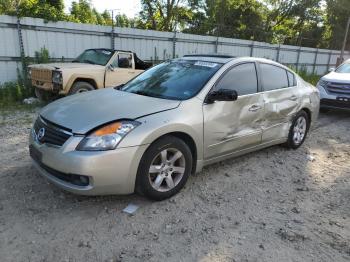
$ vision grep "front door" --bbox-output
[203,62,264,160]
[105,53,141,87]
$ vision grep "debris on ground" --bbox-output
[122,203,139,215]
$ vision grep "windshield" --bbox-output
[120,60,222,100]
[336,63,350,73]
[73,49,113,66]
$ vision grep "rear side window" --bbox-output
[260,63,289,91]
[215,63,258,96]
[287,71,296,87]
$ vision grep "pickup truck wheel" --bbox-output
[35,87,55,101]
[69,81,95,95]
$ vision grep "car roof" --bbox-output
[182,54,236,63]
[86,48,133,53]
[181,55,292,70]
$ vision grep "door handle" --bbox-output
[289,95,298,101]
[248,105,262,112]
[128,71,136,74]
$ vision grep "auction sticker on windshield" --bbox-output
[194,61,219,68]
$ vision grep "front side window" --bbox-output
[214,63,258,96]
[335,63,350,73]
[73,49,113,66]
[261,63,289,91]
[120,60,222,100]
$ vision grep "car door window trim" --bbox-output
[204,61,260,103]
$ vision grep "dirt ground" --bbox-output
[0,107,349,262]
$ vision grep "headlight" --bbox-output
[317,79,328,88]
[76,120,140,151]
[52,70,63,84]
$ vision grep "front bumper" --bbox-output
[318,85,350,110]
[29,132,149,195]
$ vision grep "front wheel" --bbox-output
[285,110,310,149]
[69,81,95,95]
[135,136,193,201]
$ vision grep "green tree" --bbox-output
[262,0,325,46]
[0,0,66,21]
[138,0,195,31]
[325,0,350,49]
[69,0,98,24]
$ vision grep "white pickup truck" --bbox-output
[28,49,152,98]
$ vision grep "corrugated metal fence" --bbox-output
[0,14,349,84]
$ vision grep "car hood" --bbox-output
[29,63,104,70]
[40,88,181,134]
[322,72,350,83]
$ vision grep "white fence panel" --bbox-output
[0,15,350,84]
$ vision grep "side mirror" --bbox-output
[328,67,335,72]
[206,89,238,104]
[108,64,115,72]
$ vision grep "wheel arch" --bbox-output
[72,78,97,89]
[147,132,198,175]
[65,76,99,93]
[300,107,312,129]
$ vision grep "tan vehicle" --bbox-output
[28,49,152,98]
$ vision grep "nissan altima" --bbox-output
[29,55,320,200]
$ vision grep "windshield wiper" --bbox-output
[131,90,161,98]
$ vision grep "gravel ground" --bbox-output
[0,108,349,262]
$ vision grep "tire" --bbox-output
[285,110,310,149]
[69,81,95,95]
[35,87,55,102]
[135,136,193,201]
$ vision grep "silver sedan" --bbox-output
[29,55,320,200]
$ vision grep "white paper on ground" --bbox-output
[123,203,139,214]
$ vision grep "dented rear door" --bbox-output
[258,63,300,142]
[203,62,263,160]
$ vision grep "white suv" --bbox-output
[317,59,350,111]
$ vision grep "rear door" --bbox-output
[203,62,264,160]
[105,52,142,87]
[258,63,300,142]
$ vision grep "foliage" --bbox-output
[325,0,350,49]
[290,66,321,86]
[0,81,34,107]
[0,0,349,49]
[0,0,66,21]
[138,0,195,31]
[34,47,50,64]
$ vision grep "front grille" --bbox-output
[321,99,350,109]
[31,69,52,82]
[326,82,350,95]
[33,116,72,146]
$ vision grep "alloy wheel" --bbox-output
[148,148,186,192]
[293,116,307,145]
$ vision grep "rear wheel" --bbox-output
[285,110,310,149]
[69,81,95,95]
[135,136,192,201]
